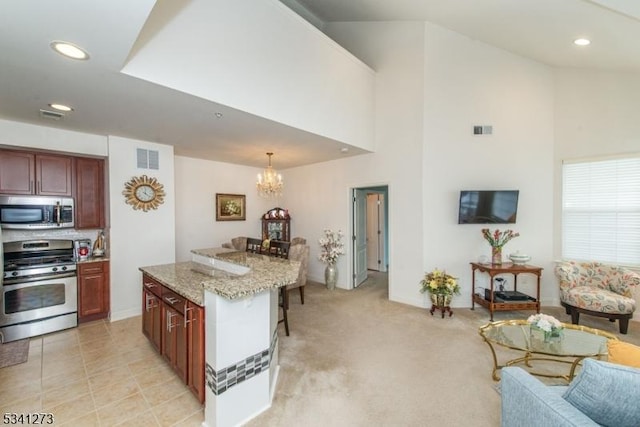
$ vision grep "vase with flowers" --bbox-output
[481,228,520,265]
[527,313,564,343]
[419,269,460,317]
[318,229,345,290]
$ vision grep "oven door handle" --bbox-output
[3,271,77,286]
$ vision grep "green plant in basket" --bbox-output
[419,269,460,296]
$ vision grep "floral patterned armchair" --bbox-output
[554,261,640,334]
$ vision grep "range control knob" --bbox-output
[61,266,67,271]
[52,267,58,272]
[12,271,18,277]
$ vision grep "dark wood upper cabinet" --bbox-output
[36,154,73,196]
[0,150,73,196]
[0,150,36,194]
[75,157,105,229]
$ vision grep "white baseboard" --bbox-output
[109,307,141,322]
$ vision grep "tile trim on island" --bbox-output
[206,330,277,395]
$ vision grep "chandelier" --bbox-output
[256,152,283,198]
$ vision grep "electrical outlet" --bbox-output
[473,125,483,135]
[482,125,493,135]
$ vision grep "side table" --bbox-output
[471,262,542,321]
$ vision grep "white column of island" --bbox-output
[139,248,300,427]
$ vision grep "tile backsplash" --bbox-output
[2,228,108,251]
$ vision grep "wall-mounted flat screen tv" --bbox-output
[458,190,519,224]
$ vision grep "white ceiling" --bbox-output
[287,0,640,71]
[1,0,638,168]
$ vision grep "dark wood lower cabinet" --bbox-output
[141,274,205,403]
[142,287,162,353]
[78,261,110,323]
[162,301,187,382]
[187,301,205,402]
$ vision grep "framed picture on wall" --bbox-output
[215,193,246,221]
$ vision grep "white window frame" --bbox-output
[561,154,640,267]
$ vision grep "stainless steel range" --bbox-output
[1,239,77,343]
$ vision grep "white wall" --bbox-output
[284,22,425,306]
[123,0,375,150]
[174,156,273,262]
[422,23,556,307]
[108,136,176,320]
[553,69,640,317]
[0,118,107,156]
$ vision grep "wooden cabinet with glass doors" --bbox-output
[261,207,290,241]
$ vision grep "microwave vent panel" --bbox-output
[137,148,159,170]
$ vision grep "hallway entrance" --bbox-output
[351,185,389,289]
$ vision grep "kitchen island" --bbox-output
[139,248,300,427]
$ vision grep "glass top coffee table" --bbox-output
[479,319,618,382]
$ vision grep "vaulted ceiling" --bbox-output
[1,0,637,168]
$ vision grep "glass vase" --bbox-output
[491,246,502,264]
[530,325,563,343]
[325,264,338,290]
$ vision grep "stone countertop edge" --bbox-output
[77,256,109,264]
[139,256,300,305]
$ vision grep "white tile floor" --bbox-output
[0,316,204,426]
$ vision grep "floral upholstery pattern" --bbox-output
[555,261,640,315]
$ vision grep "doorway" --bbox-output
[352,185,389,289]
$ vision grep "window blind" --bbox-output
[562,156,640,266]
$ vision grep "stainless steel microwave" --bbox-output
[0,196,74,229]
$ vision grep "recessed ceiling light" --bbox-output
[574,38,591,46]
[48,103,73,112]
[50,41,90,60]
[214,112,223,118]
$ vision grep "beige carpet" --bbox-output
[247,272,640,427]
[0,339,30,369]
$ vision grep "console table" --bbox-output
[471,262,542,321]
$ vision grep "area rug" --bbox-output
[0,339,30,369]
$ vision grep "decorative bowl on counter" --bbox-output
[509,251,531,265]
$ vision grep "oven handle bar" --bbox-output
[3,271,77,286]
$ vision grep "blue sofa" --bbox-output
[500,359,640,427]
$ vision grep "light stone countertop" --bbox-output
[77,256,109,264]
[139,248,300,305]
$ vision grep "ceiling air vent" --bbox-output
[39,109,64,120]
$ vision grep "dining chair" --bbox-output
[286,244,309,309]
[245,237,263,254]
[268,240,291,259]
[264,240,291,336]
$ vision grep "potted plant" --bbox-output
[481,228,520,264]
[419,269,461,308]
[527,313,564,343]
[318,229,345,290]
